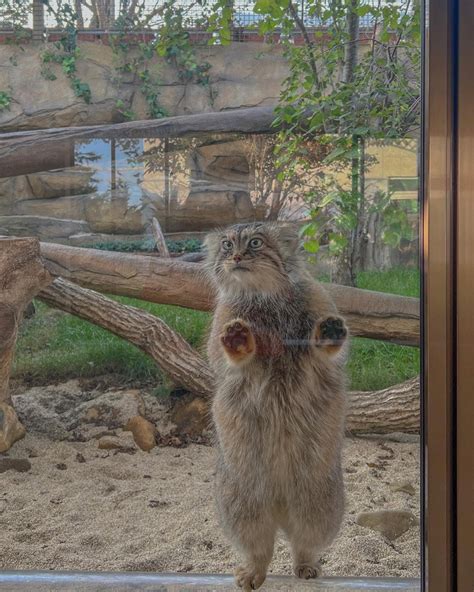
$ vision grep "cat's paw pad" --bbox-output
[234,565,266,590]
[221,320,255,363]
[316,316,347,345]
[294,563,321,579]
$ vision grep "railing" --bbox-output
[0,0,388,42]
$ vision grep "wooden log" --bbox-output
[151,217,171,258]
[38,278,214,398]
[0,237,52,452]
[38,277,419,433]
[346,377,420,434]
[0,106,278,171]
[39,242,420,346]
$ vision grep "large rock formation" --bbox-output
[0,42,288,131]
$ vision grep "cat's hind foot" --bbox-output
[314,315,348,355]
[221,319,256,364]
[234,565,266,591]
[294,562,322,580]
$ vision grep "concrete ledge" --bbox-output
[0,571,420,591]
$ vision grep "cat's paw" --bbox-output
[234,565,266,590]
[314,315,348,354]
[294,563,321,579]
[221,319,256,364]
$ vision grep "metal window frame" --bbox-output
[423,0,474,590]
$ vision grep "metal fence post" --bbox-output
[32,0,45,41]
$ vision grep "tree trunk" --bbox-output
[39,242,420,346]
[37,277,419,434]
[334,0,361,287]
[0,237,52,451]
[346,377,420,434]
[38,278,213,398]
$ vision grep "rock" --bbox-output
[12,381,94,440]
[26,166,94,199]
[12,382,152,443]
[0,403,26,453]
[125,416,156,452]
[55,463,67,470]
[0,42,287,131]
[76,390,145,431]
[170,396,210,438]
[97,436,122,450]
[390,481,416,496]
[356,510,419,541]
[75,452,86,463]
[0,458,31,473]
[167,185,258,232]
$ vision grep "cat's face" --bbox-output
[204,223,301,295]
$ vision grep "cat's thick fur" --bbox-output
[205,222,347,591]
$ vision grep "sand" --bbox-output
[0,430,420,578]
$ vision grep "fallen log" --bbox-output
[346,377,420,434]
[37,278,419,433]
[0,237,52,451]
[40,242,420,346]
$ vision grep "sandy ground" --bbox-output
[0,431,420,578]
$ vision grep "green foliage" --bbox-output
[156,3,211,86]
[40,31,91,104]
[110,2,213,121]
[0,0,31,42]
[0,90,12,112]
[82,238,202,254]
[109,28,167,121]
[209,0,420,281]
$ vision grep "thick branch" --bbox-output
[38,278,214,398]
[40,242,420,346]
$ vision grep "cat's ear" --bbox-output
[203,228,224,260]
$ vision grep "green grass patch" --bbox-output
[348,266,420,390]
[13,298,210,387]
[14,267,420,392]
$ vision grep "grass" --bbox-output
[13,267,420,392]
[347,267,420,391]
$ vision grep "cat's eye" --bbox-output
[222,240,233,251]
[249,238,263,249]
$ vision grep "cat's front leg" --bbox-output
[314,315,348,355]
[220,319,256,365]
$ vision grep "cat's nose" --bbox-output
[233,254,242,263]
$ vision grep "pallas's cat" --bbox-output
[205,222,348,591]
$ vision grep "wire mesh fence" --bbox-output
[0,0,383,35]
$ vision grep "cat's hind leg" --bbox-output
[231,513,276,591]
[220,319,256,365]
[280,515,323,580]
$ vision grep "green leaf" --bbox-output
[304,239,320,254]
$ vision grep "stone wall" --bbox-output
[0,42,288,131]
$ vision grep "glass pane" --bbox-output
[0,0,421,588]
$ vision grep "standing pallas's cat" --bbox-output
[205,222,348,591]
